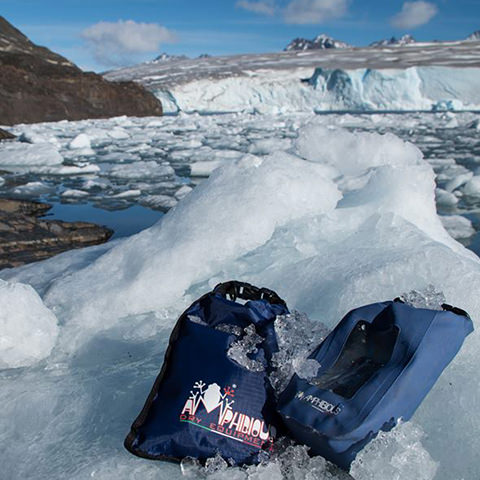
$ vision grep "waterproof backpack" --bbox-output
[124,281,289,465]
[277,299,473,470]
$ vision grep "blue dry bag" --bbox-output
[277,299,473,470]
[124,281,289,465]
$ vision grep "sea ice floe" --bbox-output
[0,142,63,168]
[440,215,475,239]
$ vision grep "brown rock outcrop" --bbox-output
[0,198,113,269]
[0,16,163,125]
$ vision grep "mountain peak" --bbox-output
[284,34,351,51]
[370,34,416,47]
[466,31,480,41]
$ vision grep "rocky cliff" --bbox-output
[0,16,163,125]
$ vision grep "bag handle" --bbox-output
[213,280,287,307]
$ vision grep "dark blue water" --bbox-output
[44,203,164,239]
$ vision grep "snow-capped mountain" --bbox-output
[151,52,189,63]
[284,34,351,51]
[466,31,480,41]
[370,34,416,47]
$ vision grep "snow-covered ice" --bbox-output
[0,141,63,168]
[0,280,58,368]
[1,113,480,479]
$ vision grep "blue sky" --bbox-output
[1,0,479,71]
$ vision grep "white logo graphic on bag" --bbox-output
[295,390,342,415]
[180,380,274,449]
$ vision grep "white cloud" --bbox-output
[283,0,349,24]
[82,20,176,67]
[391,1,438,29]
[236,0,275,16]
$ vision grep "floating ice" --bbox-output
[61,188,89,198]
[69,133,91,150]
[107,161,174,179]
[108,128,130,139]
[0,280,58,368]
[440,215,475,239]
[12,181,54,196]
[0,142,63,168]
[435,188,458,208]
[462,176,480,197]
[190,160,224,177]
[175,185,193,200]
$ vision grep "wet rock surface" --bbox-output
[0,128,15,140]
[0,198,113,268]
[0,16,163,125]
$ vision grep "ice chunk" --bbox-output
[69,134,91,150]
[227,324,266,372]
[107,161,174,179]
[205,453,230,474]
[107,128,130,139]
[43,151,340,330]
[440,215,475,239]
[399,285,446,310]
[12,181,54,196]
[175,185,193,200]
[435,188,458,207]
[0,280,59,368]
[295,125,423,177]
[140,194,178,209]
[190,160,224,177]
[61,189,89,198]
[0,142,63,168]
[111,189,142,198]
[270,311,329,394]
[351,421,438,480]
[445,172,473,192]
[248,138,292,155]
[462,176,480,197]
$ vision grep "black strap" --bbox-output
[394,297,470,318]
[441,303,470,319]
[213,280,287,307]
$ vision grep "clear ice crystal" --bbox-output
[399,285,446,310]
[350,421,438,480]
[227,324,266,372]
[270,311,329,395]
[205,453,229,474]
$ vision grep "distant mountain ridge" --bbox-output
[0,16,163,125]
[151,52,189,63]
[467,31,480,41]
[284,34,351,51]
[370,34,416,47]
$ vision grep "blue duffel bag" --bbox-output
[124,281,289,465]
[277,299,474,470]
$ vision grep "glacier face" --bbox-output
[1,119,480,479]
[155,66,480,114]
